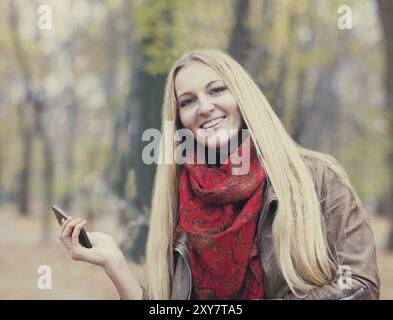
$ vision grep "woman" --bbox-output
[60,49,380,300]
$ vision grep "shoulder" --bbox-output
[301,151,353,202]
[302,151,365,226]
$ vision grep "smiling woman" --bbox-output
[144,49,380,300]
[175,61,244,150]
[59,48,380,301]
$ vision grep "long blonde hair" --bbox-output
[145,48,362,299]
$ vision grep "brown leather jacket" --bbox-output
[168,155,380,300]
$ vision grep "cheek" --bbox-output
[227,104,243,127]
[179,109,197,130]
[235,110,243,126]
[222,96,241,118]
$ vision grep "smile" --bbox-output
[200,116,226,129]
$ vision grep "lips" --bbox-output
[200,116,226,129]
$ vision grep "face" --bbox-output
[175,61,243,151]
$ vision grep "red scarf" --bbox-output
[174,136,266,300]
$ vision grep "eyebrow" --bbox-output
[177,80,222,100]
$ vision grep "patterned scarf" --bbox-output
[174,136,266,299]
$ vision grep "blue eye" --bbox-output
[180,98,196,107]
[210,86,226,95]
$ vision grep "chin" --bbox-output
[206,136,232,152]
[206,141,226,150]
[195,129,240,151]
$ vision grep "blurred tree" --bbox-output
[117,0,180,261]
[0,0,387,256]
[61,87,79,211]
[377,0,393,249]
[247,0,275,77]
[228,0,252,64]
[9,0,35,215]
[9,0,54,241]
[60,19,81,211]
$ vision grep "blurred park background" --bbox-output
[0,0,393,299]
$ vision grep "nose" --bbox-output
[197,95,215,115]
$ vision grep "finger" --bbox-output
[59,218,71,243]
[62,218,83,239]
[60,217,71,234]
[71,220,87,247]
[62,218,81,238]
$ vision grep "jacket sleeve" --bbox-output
[283,160,380,300]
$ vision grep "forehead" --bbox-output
[174,61,223,96]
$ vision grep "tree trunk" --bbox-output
[118,0,170,214]
[9,1,55,241]
[61,93,79,210]
[9,0,34,215]
[33,91,54,242]
[227,0,252,63]
[377,0,393,250]
[18,106,34,215]
[116,0,176,261]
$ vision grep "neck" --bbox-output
[204,129,250,167]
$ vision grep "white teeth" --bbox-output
[201,117,225,129]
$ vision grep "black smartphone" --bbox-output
[51,205,92,248]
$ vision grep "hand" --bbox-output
[59,217,124,269]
